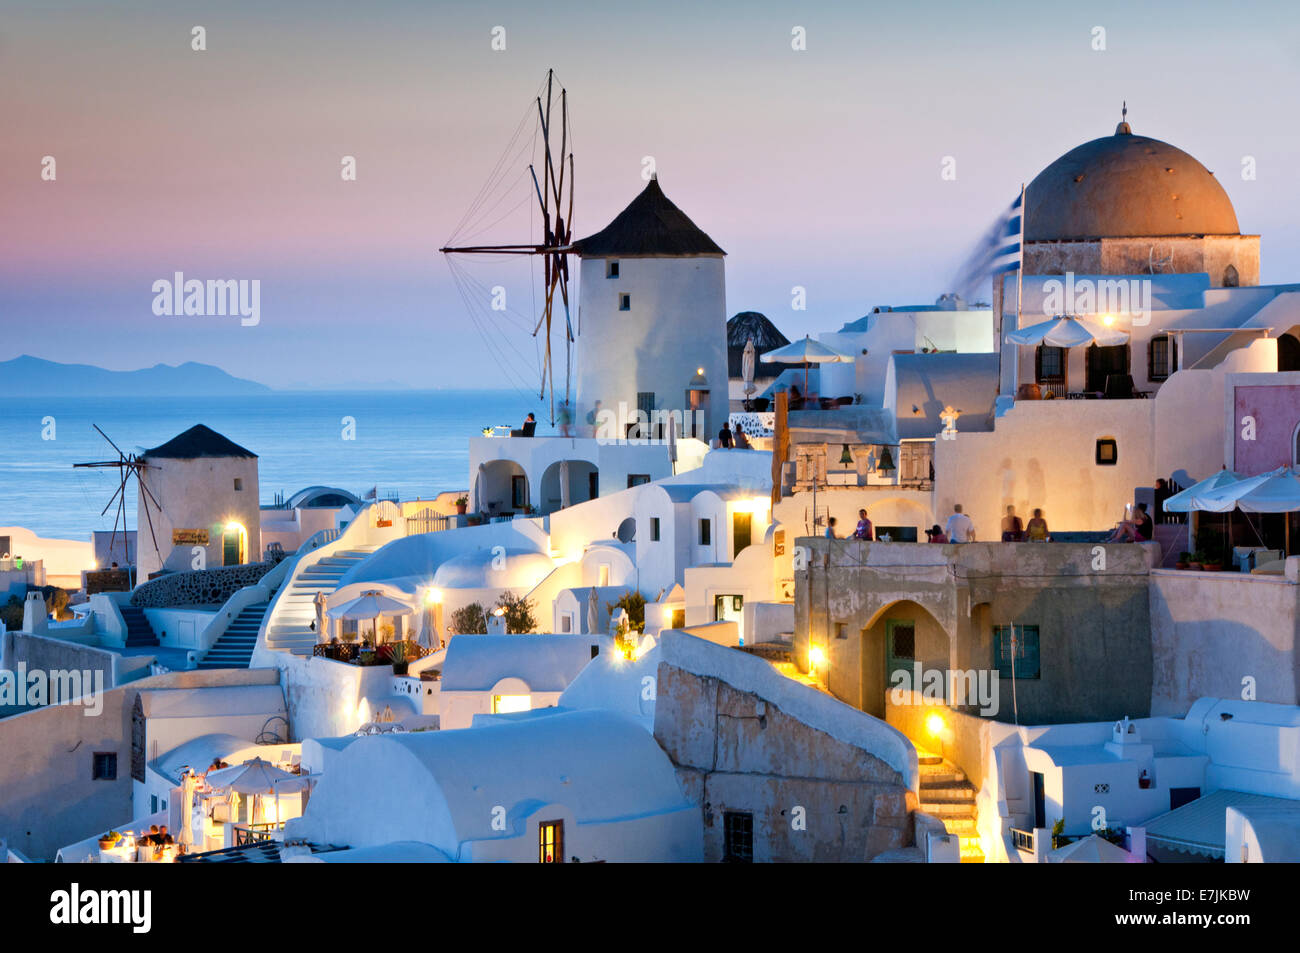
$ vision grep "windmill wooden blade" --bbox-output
[441,68,576,421]
[93,423,125,458]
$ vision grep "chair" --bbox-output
[1103,374,1136,399]
[510,420,537,437]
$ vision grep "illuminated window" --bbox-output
[492,694,531,714]
[539,820,564,863]
[723,811,753,862]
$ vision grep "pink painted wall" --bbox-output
[1233,384,1300,474]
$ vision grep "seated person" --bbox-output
[852,509,873,540]
[1025,508,1049,542]
[510,413,537,437]
[157,825,174,845]
[823,516,838,539]
[1108,502,1153,542]
[733,427,751,449]
[1001,505,1024,542]
[925,525,948,543]
[141,825,160,846]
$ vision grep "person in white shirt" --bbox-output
[944,503,976,543]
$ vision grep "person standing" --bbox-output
[557,400,574,437]
[945,503,975,543]
[586,400,603,437]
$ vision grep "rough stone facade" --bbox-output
[1022,235,1260,288]
[653,662,918,861]
[131,562,274,608]
[794,539,1156,725]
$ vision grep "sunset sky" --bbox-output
[3,0,1298,391]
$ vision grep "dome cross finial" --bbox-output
[1115,100,1132,135]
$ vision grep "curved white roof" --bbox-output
[559,644,660,730]
[285,709,692,855]
[441,634,605,692]
[432,548,555,591]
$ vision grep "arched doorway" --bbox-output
[859,600,950,720]
[1278,332,1300,372]
[476,461,528,516]
[538,459,598,513]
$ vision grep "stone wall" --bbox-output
[654,659,918,862]
[795,539,1157,726]
[131,562,274,608]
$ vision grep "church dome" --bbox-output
[1025,119,1239,241]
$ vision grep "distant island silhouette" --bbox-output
[0,355,272,396]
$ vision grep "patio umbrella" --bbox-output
[1162,469,1246,513]
[313,591,328,642]
[178,771,197,850]
[587,587,599,634]
[1005,315,1128,349]
[742,336,757,398]
[328,589,414,643]
[1046,833,1132,863]
[761,335,854,397]
[206,757,308,829]
[1163,468,1246,553]
[559,460,571,509]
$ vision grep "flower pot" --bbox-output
[455,503,467,515]
[1175,562,1188,570]
[1203,563,1222,572]
[1188,562,1202,571]
[393,661,409,676]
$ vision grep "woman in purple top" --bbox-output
[853,508,873,540]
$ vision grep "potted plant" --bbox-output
[387,640,411,676]
[454,496,468,515]
[1203,556,1223,571]
[1188,551,1205,571]
[1175,551,1190,570]
[98,831,121,850]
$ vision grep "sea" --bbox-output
[0,390,543,540]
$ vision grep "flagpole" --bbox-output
[1014,183,1025,397]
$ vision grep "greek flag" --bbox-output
[991,191,1023,274]
[950,191,1024,299]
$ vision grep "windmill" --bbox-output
[73,425,163,572]
[440,69,576,424]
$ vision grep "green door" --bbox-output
[223,531,241,566]
[885,619,916,687]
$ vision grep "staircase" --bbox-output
[918,752,983,863]
[119,605,160,647]
[262,546,380,656]
[197,601,271,670]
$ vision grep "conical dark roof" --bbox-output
[726,312,802,378]
[572,177,725,257]
[143,424,257,460]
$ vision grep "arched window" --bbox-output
[1224,264,1240,288]
[1292,420,1300,468]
